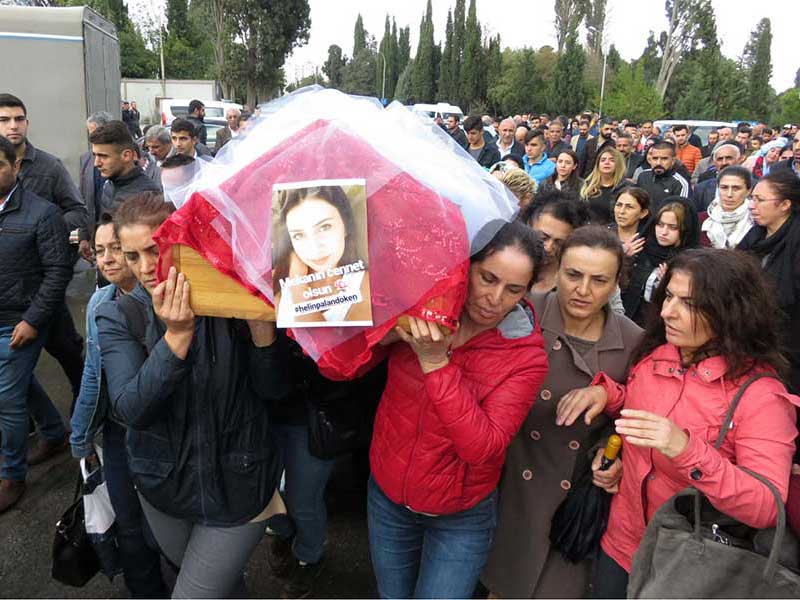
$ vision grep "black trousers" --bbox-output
[43,303,84,414]
[592,548,629,599]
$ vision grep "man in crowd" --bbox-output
[0,135,73,512]
[215,107,242,153]
[91,121,161,212]
[185,99,208,146]
[673,124,702,175]
[544,119,569,162]
[624,122,640,149]
[80,111,114,246]
[638,120,655,151]
[514,123,529,146]
[691,141,745,212]
[463,115,500,169]
[170,118,213,161]
[701,130,719,158]
[0,93,87,417]
[579,116,615,178]
[445,114,468,149]
[144,126,173,167]
[495,118,524,158]
[718,126,734,142]
[736,126,752,155]
[692,126,735,185]
[522,128,555,184]
[635,140,691,211]
[121,100,138,138]
[571,118,592,158]
[616,132,644,180]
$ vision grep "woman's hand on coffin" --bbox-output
[395,316,453,374]
[153,267,195,359]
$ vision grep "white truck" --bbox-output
[120,78,219,126]
[0,5,120,181]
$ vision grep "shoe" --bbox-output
[280,560,323,599]
[267,535,296,579]
[27,432,69,466]
[0,479,26,514]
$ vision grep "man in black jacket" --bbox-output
[579,117,615,178]
[90,121,161,214]
[0,136,73,512]
[635,140,692,212]
[185,99,208,146]
[463,115,500,169]
[445,114,468,150]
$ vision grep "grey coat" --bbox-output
[482,291,642,598]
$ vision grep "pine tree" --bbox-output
[353,14,367,55]
[323,44,346,89]
[743,18,773,122]
[551,31,586,115]
[485,35,502,112]
[438,10,454,101]
[452,0,466,106]
[461,0,484,109]
[377,16,393,100]
[398,26,411,76]
[411,0,436,103]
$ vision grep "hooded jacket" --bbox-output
[96,285,282,526]
[593,345,800,572]
[635,167,692,213]
[369,300,549,515]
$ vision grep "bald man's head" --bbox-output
[498,118,516,146]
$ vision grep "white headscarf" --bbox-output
[701,196,753,249]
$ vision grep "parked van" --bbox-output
[160,99,243,126]
[411,102,464,122]
[654,119,734,145]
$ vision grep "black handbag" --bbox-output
[628,373,800,598]
[51,474,101,587]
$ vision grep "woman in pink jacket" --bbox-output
[557,248,800,598]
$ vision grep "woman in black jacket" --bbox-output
[738,170,800,393]
[621,196,699,326]
[97,193,283,598]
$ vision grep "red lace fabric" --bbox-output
[155,119,470,379]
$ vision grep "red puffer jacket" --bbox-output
[370,301,549,515]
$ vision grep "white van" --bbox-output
[160,99,243,126]
[654,119,735,145]
[411,102,464,122]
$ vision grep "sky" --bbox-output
[284,0,799,93]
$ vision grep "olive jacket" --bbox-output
[482,291,642,598]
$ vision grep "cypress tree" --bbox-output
[744,18,773,122]
[398,26,411,76]
[438,10,454,101]
[353,14,367,55]
[461,0,484,109]
[452,0,466,107]
[551,31,586,115]
[411,1,436,102]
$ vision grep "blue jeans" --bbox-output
[103,419,166,598]
[271,424,335,564]
[28,378,68,443]
[0,324,62,481]
[367,477,498,599]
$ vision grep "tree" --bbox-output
[655,0,715,98]
[119,21,159,78]
[397,26,411,76]
[461,0,484,109]
[225,0,311,108]
[795,68,800,90]
[437,9,454,101]
[488,48,544,115]
[353,14,367,55]
[742,18,773,122]
[323,44,346,90]
[585,0,606,56]
[554,0,586,54]
[377,16,398,100]
[774,88,800,126]
[451,0,466,106]
[485,34,503,111]
[341,47,376,96]
[394,62,413,103]
[551,31,586,115]
[602,63,664,121]
[411,0,436,103]
[634,32,662,86]
[166,0,189,39]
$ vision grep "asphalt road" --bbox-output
[0,267,377,598]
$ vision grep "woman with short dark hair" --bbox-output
[559,248,800,598]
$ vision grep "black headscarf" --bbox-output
[738,213,800,309]
[641,195,700,263]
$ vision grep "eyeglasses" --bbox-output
[749,196,783,204]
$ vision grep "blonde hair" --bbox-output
[581,147,626,199]
[502,168,536,204]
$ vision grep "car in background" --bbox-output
[160,99,243,127]
[654,119,734,145]
[411,102,464,122]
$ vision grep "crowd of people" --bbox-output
[1,88,800,599]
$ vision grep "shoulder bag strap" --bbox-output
[715,372,782,450]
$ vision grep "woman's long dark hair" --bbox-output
[471,219,544,288]
[272,185,362,285]
[548,148,581,188]
[630,248,789,379]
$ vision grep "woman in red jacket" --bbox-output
[367,220,549,599]
[558,248,799,598]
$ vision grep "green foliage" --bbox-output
[488,48,544,115]
[411,0,436,103]
[119,21,158,78]
[398,26,411,75]
[286,73,324,93]
[585,0,606,56]
[554,0,587,54]
[551,31,586,115]
[323,45,346,90]
[342,47,377,97]
[377,16,399,99]
[437,9,454,102]
[166,0,189,39]
[774,89,800,126]
[742,18,773,122]
[601,63,664,121]
[353,14,367,55]
[460,0,484,110]
[394,63,413,103]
